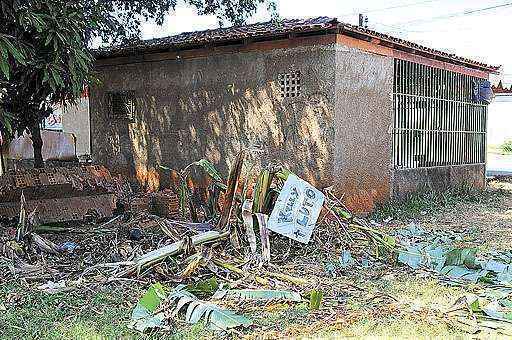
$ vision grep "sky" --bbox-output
[139,0,512,85]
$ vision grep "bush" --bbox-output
[501,140,512,153]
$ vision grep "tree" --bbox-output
[0,0,274,167]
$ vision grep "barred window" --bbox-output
[109,91,136,121]
[393,59,487,169]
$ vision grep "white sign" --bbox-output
[44,106,63,131]
[268,174,325,244]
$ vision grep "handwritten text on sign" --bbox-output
[268,174,325,244]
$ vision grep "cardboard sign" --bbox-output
[268,174,325,244]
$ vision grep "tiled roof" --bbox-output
[95,17,336,57]
[95,16,499,72]
[493,81,512,94]
[337,22,499,72]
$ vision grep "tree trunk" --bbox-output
[29,123,44,168]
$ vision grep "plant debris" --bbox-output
[2,152,510,336]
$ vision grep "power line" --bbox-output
[370,1,512,34]
[392,1,512,26]
[338,0,440,18]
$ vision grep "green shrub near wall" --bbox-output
[500,140,512,153]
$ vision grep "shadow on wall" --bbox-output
[93,78,334,192]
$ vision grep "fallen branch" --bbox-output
[115,230,229,277]
[212,259,309,286]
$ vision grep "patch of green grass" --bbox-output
[0,282,209,340]
[332,274,469,339]
[371,185,502,221]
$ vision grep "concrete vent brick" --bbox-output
[279,70,302,98]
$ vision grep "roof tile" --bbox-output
[95,16,499,72]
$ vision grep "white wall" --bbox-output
[488,94,512,147]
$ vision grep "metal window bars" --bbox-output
[393,59,487,169]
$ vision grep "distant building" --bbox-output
[489,82,512,148]
[44,89,90,157]
[91,17,499,212]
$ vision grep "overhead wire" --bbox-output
[391,1,512,26]
[338,0,440,17]
[368,1,512,34]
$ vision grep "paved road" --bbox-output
[487,153,512,177]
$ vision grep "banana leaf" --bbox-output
[129,283,167,332]
[241,199,257,254]
[309,289,323,310]
[217,151,245,230]
[256,213,270,264]
[213,289,302,302]
[193,159,224,183]
[252,169,272,213]
[168,286,252,331]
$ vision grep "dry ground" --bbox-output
[416,179,512,251]
[1,179,512,339]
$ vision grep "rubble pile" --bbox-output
[0,165,128,223]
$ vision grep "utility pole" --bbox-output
[358,13,368,28]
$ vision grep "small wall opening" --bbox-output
[278,70,302,98]
[392,59,487,169]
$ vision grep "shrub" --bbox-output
[501,140,512,153]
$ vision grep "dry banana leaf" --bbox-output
[242,199,257,254]
[256,213,270,264]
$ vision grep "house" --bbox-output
[91,17,499,212]
[43,89,91,158]
[488,82,512,148]
[0,89,90,173]
[487,82,512,176]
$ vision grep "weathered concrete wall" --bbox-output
[90,44,337,191]
[392,164,486,198]
[62,96,90,157]
[333,45,394,212]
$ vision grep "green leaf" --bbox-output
[129,283,167,332]
[1,36,25,64]
[339,250,355,268]
[186,277,219,297]
[333,206,352,220]
[0,55,9,79]
[168,287,252,331]
[213,289,302,302]
[398,246,423,269]
[193,159,223,183]
[445,248,479,269]
[309,289,323,310]
[465,294,482,312]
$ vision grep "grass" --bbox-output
[1,275,470,340]
[331,274,469,339]
[0,281,210,340]
[2,181,510,339]
[371,185,504,222]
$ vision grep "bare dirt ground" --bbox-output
[417,179,512,251]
